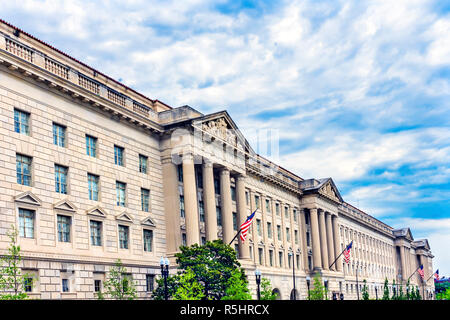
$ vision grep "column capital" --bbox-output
[219,167,230,175]
[203,158,214,168]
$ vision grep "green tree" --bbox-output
[382,278,390,300]
[391,279,397,300]
[415,286,421,300]
[102,259,137,300]
[0,225,33,300]
[436,287,450,300]
[362,279,369,300]
[308,272,326,300]
[260,277,277,300]
[221,268,252,300]
[173,268,205,300]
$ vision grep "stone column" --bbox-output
[202,160,217,241]
[318,209,329,270]
[261,196,269,266]
[280,203,288,268]
[236,174,250,259]
[326,212,335,271]
[299,209,308,272]
[399,245,406,283]
[309,207,322,270]
[161,157,181,254]
[332,215,342,272]
[220,168,233,244]
[182,154,200,245]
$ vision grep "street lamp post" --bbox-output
[375,284,378,300]
[255,269,261,300]
[288,252,296,300]
[160,257,170,300]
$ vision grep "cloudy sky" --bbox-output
[2,0,449,276]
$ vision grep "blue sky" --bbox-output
[1,0,449,275]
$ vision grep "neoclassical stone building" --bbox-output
[0,20,434,300]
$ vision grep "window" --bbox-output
[141,188,150,212]
[54,164,68,194]
[180,195,185,218]
[182,233,187,246]
[195,166,203,189]
[214,175,220,194]
[267,222,272,239]
[177,165,183,183]
[118,225,129,249]
[16,154,32,186]
[116,181,126,207]
[306,231,311,246]
[114,145,124,166]
[232,212,237,231]
[199,200,205,222]
[18,208,34,239]
[88,174,99,201]
[94,280,102,293]
[277,225,281,241]
[230,186,236,201]
[146,275,154,292]
[293,209,297,222]
[86,135,97,157]
[245,191,249,205]
[275,203,280,216]
[53,123,66,147]
[62,279,69,292]
[269,250,274,266]
[258,248,263,265]
[286,227,290,242]
[90,220,102,246]
[24,277,33,292]
[254,195,260,209]
[256,219,262,236]
[279,251,283,267]
[265,199,271,213]
[216,206,222,226]
[143,229,153,252]
[139,154,148,174]
[57,215,71,242]
[295,230,299,244]
[14,109,30,135]
[285,207,289,219]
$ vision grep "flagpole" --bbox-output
[228,228,242,246]
[329,241,352,270]
[407,265,422,283]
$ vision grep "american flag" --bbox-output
[434,269,439,281]
[418,265,424,279]
[343,241,353,264]
[239,210,256,242]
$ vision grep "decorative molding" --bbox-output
[141,216,156,227]
[53,199,77,213]
[14,191,42,206]
[115,211,134,223]
[86,205,108,218]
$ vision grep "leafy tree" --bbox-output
[102,259,137,300]
[173,268,205,300]
[308,272,326,300]
[382,278,390,300]
[0,225,33,300]
[362,279,369,300]
[221,268,252,300]
[436,287,450,300]
[153,273,180,300]
[391,279,397,300]
[174,240,245,300]
[415,286,421,300]
[260,277,277,300]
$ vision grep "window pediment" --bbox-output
[86,206,108,218]
[141,216,156,227]
[53,199,77,213]
[14,191,42,206]
[116,211,134,223]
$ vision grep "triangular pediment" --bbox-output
[116,212,133,223]
[192,111,252,154]
[53,199,77,212]
[86,206,108,218]
[14,191,42,206]
[318,178,343,203]
[141,216,156,227]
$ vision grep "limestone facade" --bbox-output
[0,20,435,300]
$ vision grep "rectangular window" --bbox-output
[86,135,97,157]
[199,200,205,222]
[24,277,33,292]
[180,195,185,218]
[116,181,126,207]
[232,212,237,231]
[277,225,281,241]
[139,154,148,174]
[53,123,66,147]
[62,279,69,292]
[275,203,280,215]
[114,145,124,166]
[306,231,311,247]
[256,219,262,236]
[214,175,220,194]
[55,164,68,194]
[19,208,35,239]
[90,220,102,246]
[293,209,297,222]
[255,195,260,209]
[286,227,290,242]
[14,109,30,135]
[118,225,129,249]
[265,199,271,213]
[182,233,187,246]
[88,173,99,201]
[267,222,272,239]
[57,215,71,243]
[230,186,236,201]
[146,275,154,292]
[258,248,263,265]
[279,251,283,268]
[16,154,32,186]
[143,229,153,252]
[216,206,222,227]
[269,250,274,266]
[141,188,150,212]
[245,191,249,205]
[285,207,289,219]
[177,165,183,183]
[94,280,102,293]
[195,166,203,189]
[295,230,299,244]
